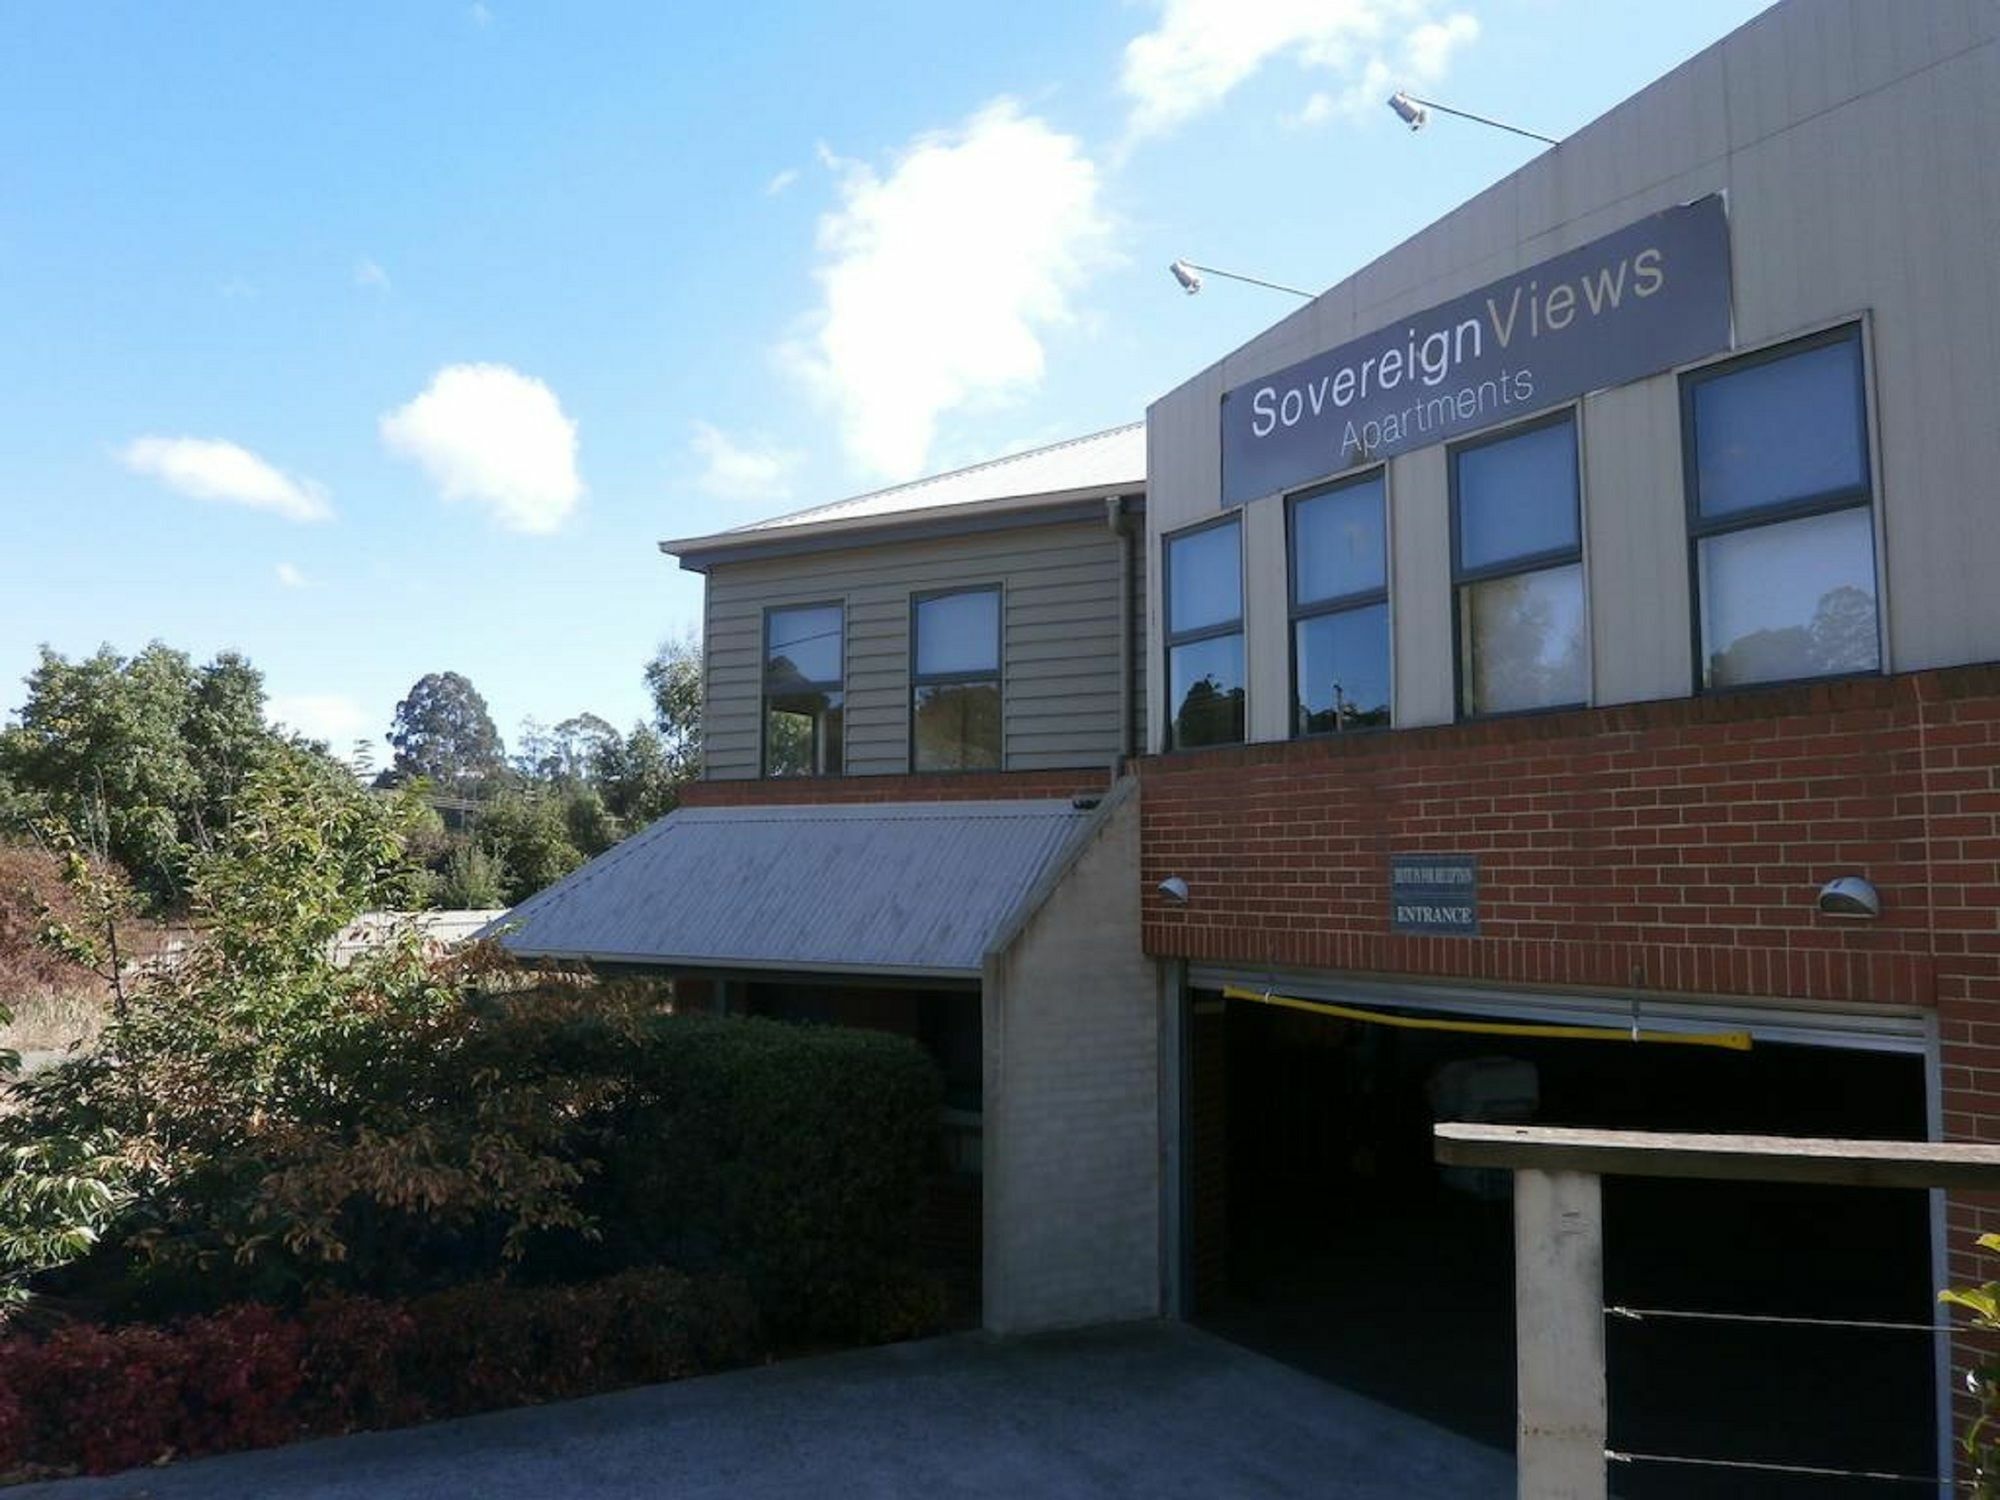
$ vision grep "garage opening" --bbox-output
[1186,984,1936,1496]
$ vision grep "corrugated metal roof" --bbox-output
[489,800,1093,977]
[663,423,1144,558]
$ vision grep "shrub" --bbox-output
[0,1267,762,1478]
[297,1292,423,1433]
[399,1267,761,1415]
[11,1320,188,1475]
[566,1013,946,1341]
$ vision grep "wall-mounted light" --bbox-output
[1385,90,1559,147]
[1157,876,1190,906]
[1817,875,1882,920]
[1166,259,1312,301]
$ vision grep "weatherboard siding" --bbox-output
[703,519,1135,780]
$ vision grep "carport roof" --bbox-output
[487,799,1094,979]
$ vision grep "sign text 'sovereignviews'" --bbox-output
[1220,196,1732,506]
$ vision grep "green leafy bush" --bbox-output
[576,1014,946,1340]
[1943,1232,2000,1497]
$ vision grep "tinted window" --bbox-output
[1295,602,1390,734]
[1691,337,1867,518]
[1455,419,1579,572]
[1167,520,1242,634]
[914,590,1000,677]
[1293,474,1387,605]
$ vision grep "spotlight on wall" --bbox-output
[1158,876,1191,906]
[1166,259,1312,300]
[1816,875,1882,920]
[1387,90,1429,131]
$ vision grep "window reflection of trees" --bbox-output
[1174,675,1246,748]
[1710,583,1878,688]
[913,682,1001,771]
[1469,571,1586,712]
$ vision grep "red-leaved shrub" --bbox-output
[13,1322,188,1475]
[0,1267,765,1478]
[172,1304,306,1458]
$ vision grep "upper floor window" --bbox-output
[1290,470,1390,734]
[763,602,843,776]
[1452,412,1586,717]
[1684,325,1879,690]
[911,587,1002,772]
[1165,516,1245,749]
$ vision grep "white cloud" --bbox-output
[1121,0,1479,140]
[468,2,493,25]
[764,167,799,197]
[785,100,1112,481]
[690,422,801,504]
[379,363,583,534]
[120,437,332,523]
[1293,12,1479,124]
[275,561,308,588]
[267,693,370,748]
[354,257,391,291]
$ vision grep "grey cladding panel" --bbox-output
[703,519,1129,778]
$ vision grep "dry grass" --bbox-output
[2,980,109,1057]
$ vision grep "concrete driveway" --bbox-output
[18,1322,1513,1499]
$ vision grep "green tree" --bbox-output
[0,643,283,906]
[474,790,584,904]
[0,747,589,1308]
[643,634,703,783]
[387,672,505,791]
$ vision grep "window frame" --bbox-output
[1448,405,1588,722]
[1162,511,1246,752]
[907,583,1005,773]
[760,598,846,778]
[1680,321,1880,695]
[1286,467,1391,738]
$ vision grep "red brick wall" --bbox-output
[682,767,1112,807]
[1141,662,2000,1424]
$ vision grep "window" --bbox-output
[1164,516,1245,749]
[911,587,1002,771]
[1289,470,1390,734]
[1451,412,1586,717]
[763,603,843,776]
[1684,325,1879,690]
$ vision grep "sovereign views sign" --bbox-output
[1221,195,1732,506]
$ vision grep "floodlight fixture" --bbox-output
[1386,90,1559,147]
[1166,260,1312,301]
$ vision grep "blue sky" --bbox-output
[0,0,1771,758]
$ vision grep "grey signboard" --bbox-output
[1221,195,1732,507]
[1390,854,1479,936]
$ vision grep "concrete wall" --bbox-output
[981,778,1161,1332]
[704,514,1143,779]
[1145,0,2000,750]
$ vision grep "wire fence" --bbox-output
[1601,1300,1965,1490]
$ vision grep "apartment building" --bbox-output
[504,2,1999,1485]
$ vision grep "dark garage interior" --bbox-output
[1189,989,1937,1498]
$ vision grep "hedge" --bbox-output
[580,1013,948,1339]
[440,1009,948,1341]
[0,1268,762,1479]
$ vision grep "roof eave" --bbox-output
[660,483,1145,573]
